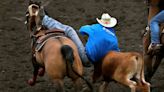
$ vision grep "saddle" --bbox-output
[33,28,65,52]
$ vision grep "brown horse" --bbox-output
[24,1,93,92]
[92,51,150,92]
[143,0,164,82]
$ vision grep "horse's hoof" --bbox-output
[82,87,90,92]
[38,68,45,76]
[27,79,35,86]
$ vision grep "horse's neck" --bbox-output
[159,0,164,10]
[148,7,159,23]
[149,0,160,5]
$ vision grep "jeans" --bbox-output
[42,15,89,63]
[150,10,164,44]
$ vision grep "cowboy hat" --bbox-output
[96,13,117,27]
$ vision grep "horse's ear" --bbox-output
[38,1,41,5]
[29,0,33,5]
[37,1,42,8]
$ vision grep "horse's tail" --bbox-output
[61,45,94,92]
[61,45,74,65]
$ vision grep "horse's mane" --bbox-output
[147,0,164,11]
[43,9,49,16]
[159,0,164,11]
[146,0,164,17]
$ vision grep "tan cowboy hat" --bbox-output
[96,13,117,27]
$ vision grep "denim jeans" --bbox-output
[42,15,89,63]
[150,10,164,44]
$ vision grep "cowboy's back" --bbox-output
[80,23,120,62]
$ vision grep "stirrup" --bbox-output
[147,43,162,54]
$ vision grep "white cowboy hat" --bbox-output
[96,13,117,27]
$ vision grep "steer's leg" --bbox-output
[117,77,137,92]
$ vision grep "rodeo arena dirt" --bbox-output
[0,0,164,92]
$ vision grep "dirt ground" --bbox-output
[0,0,164,92]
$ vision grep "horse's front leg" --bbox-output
[27,56,40,86]
[144,54,153,82]
[92,61,102,83]
[99,81,109,92]
[151,54,163,79]
[38,67,45,76]
[73,78,82,92]
[53,79,65,92]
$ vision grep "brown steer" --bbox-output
[93,51,150,92]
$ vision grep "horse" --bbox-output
[142,0,164,82]
[24,1,93,92]
[92,51,150,92]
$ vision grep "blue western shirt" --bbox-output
[79,24,120,63]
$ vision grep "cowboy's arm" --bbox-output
[79,25,93,36]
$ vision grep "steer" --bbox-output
[92,51,150,92]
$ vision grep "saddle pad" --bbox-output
[35,36,65,52]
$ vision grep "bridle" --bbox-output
[26,3,48,39]
[25,3,65,43]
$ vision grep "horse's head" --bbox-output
[26,0,45,32]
